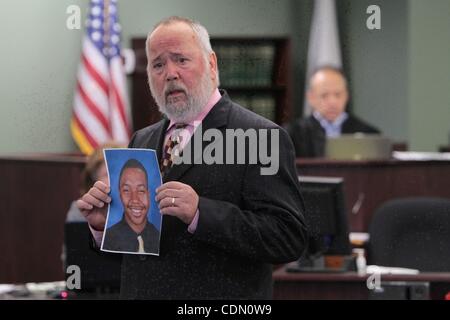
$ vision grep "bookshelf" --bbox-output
[130,37,292,130]
[211,38,292,124]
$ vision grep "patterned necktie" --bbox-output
[137,235,145,253]
[160,123,187,176]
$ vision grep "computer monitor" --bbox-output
[292,176,352,272]
[64,222,122,294]
[325,133,392,160]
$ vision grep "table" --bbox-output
[273,264,450,300]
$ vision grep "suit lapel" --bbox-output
[164,91,230,182]
[309,116,326,157]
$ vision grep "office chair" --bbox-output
[368,197,450,272]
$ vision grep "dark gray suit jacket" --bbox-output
[119,90,307,299]
[102,218,160,254]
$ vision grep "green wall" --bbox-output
[0,0,449,153]
[0,0,86,153]
[119,0,292,43]
[409,0,450,151]
[343,0,450,151]
[0,0,292,154]
[340,0,409,144]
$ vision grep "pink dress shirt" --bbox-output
[165,88,221,234]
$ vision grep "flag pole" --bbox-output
[103,0,111,60]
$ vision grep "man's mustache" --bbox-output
[164,83,188,98]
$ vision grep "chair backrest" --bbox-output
[368,197,450,272]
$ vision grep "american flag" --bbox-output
[71,0,131,154]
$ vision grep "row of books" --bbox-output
[231,94,276,122]
[213,43,276,87]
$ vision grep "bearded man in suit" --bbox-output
[77,16,307,299]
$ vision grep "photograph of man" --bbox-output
[102,158,160,255]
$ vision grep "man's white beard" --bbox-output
[149,71,214,124]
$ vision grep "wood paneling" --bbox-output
[297,159,450,232]
[0,154,85,283]
[131,39,162,131]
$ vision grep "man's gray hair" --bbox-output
[146,16,213,57]
[145,16,219,85]
[308,65,348,90]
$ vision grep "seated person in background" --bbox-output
[285,66,380,157]
[66,142,124,222]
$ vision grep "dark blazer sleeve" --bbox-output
[285,118,326,158]
[193,128,308,264]
[102,231,117,251]
[284,121,305,157]
[343,115,381,134]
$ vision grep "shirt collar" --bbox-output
[313,111,348,128]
